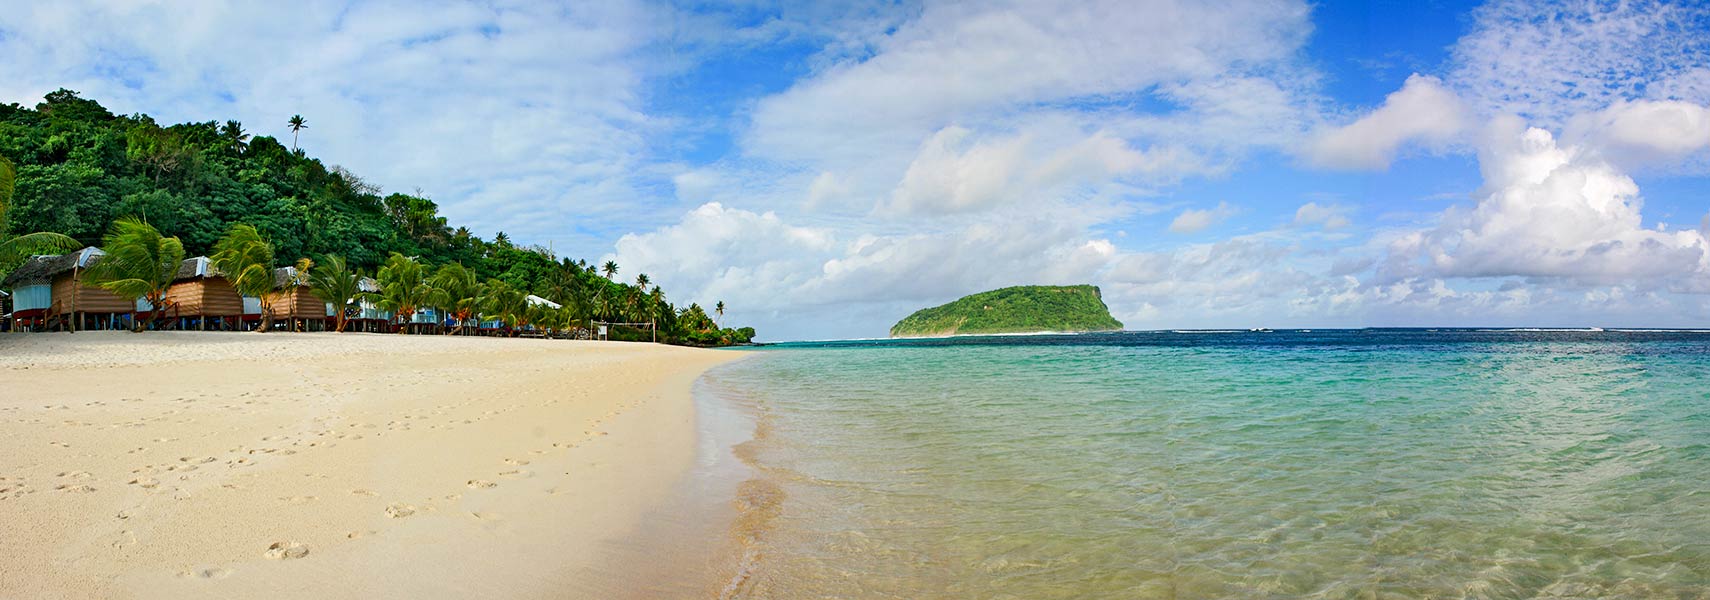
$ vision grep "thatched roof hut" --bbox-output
[0,247,136,319]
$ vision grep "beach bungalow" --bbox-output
[162,257,245,331]
[0,247,139,331]
[265,266,333,332]
[346,277,393,333]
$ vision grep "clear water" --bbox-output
[701,330,1710,599]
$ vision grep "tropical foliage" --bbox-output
[889,285,1124,337]
[308,254,361,332]
[84,218,185,331]
[0,89,755,345]
[211,223,278,332]
[0,153,77,269]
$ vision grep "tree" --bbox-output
[211,223,278,332]
[429,262,481,335]
[85,217,185,332]
[635,272,650,293]
[309,254,360,332]
[287,114,307,151]
[479,279,526,336]
[602,260,618,281]
[0,154,77,273]
[715,300,724,328]
[220,120,249,154]
[376,252,429,333]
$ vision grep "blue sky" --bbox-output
[3,0,1709,340]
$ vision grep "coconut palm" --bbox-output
[429,263,481,335]
[308,254,361,332]
[479,279,527,336]
[376,253,430,334]
[602,260,618,281]
[86,217,185,332]
[0,154,77,271]
[287,115,307,151]
[220,120,249,154]
[634,273,650,293]
[715,300,724,328]
[211,223,278,332]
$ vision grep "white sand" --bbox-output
[0,331,742,599]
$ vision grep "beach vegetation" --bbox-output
[376,252,431,333]
[890,285,1123,337]
[308,254,362,332]
[85,217,185,331]
[211,223,279,332]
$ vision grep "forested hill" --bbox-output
[889,285,1124,337]
[0,89,752,345]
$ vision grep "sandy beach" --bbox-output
[0,331,741,599]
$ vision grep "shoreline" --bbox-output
[0,331,742,599]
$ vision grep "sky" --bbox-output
[2,0,1709,340]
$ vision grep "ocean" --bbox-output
[689,329,1710,598]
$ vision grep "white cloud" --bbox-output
[1450,0,1710,126]
[1563,100,1710,168]
[1293,202,1351,230]
[1169,202,1237,234]
[1383,116,1710,290]
[1305,74,1467,170]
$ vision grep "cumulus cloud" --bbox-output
[1383,116,1710,290]
[1305,74,1467,170]
[1563,100,1710,168]
[1169,202,1238,234]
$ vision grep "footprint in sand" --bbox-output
[58,471,91,479]
[498,470,531,479]
[280,495,317,505]
[346,530,377,539]
[384,503,417,518]
[128,477,160,489]
[178,567,233,579]
[503,458,530,466]
[55,484,96,493]
[466,479,497,489]
[351,489,380,497]
[264,541,310,560]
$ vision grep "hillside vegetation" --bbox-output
[889,285,1123,337]
[0,89,752,345]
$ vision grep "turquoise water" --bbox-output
[703,330,1710,599]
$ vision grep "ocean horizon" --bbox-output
[686,329,1710,598]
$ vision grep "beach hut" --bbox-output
[345,277,393,333]
[0,247,138,331]
[162,257,245,331]
[265,266,333,332]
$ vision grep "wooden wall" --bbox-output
[266,288,330,320]
[165,278,245,316]
[50,273,134,314]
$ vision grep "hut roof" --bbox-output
[525,294,562,309]
[1,247,104,288]
[272,266,312,289]
[173,256,220,281]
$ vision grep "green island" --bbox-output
[889,285,1123,338]
[0,90,753,346]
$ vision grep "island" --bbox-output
[889,285,1124,337]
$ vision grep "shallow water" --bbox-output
[700,330,1710,599]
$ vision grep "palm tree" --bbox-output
[287,115,307,151]
[220,120,249,154]
[635,273,650,293]
[602,260,618,281]
[715,300,725,328]
[85,217,185,332]
[308,255,361,332]
[479,279,526,336]
[376,252,429,334]
[211,223,278,332]
[429,263,481,335]
[0,155,76,271]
